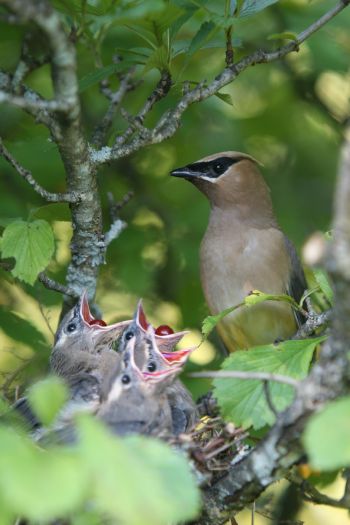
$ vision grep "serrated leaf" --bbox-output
[244,289,300,310]
[215,92,233,106]
[303,397,350,471]
[214,337,325,429]
[239,0,279,18]
[28,377,69,427]
[202,303,244,339]
[188,21,216,57]
[268,31,298,42]
[1,220,54,285]
[0,427,89,520]
[313,268,333,304]
[77,416,201,524]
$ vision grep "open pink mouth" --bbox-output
[81,291,107,327]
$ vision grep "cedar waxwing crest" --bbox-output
[171,151,261,183]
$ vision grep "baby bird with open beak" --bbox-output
[117,302,198,434]
[98,333,180,437]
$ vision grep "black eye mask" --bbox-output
[187,156,244,178]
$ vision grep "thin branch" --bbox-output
[287,471,350,510]
[38,272,77,298]
[91,0,350,165]
[104,219,127,246]
[91,67,136,148]
[0,90,72,112]
[293,309,332,339]
[190,370,300,389]
[0,137,80,203]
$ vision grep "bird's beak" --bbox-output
[160,347,196,365]
[170,165,198,180]
[135,300,149,330]
[79,290,96,326]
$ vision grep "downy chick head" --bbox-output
[51,291,131,377]
[98,334,180,436]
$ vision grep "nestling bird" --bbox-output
[98,334,178,437]
[171,151,306,351]
[118,303,198,434]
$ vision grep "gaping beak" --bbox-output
[135,299,189,352]
[78,291,132,345]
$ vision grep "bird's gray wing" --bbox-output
[284,235,308,327]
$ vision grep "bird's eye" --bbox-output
[212,162,226,175]
[125,331,134,341]
[121,374,131,385]
[67,322,76,333]
[147,361,157,372]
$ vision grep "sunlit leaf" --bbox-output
[214,337,324,429]
[303,397,350,470]
[244,289,300,310]
[28,377,69,427]
[202,303,243,339]
[313,268,333,304]
[0,427,89,521]
[1,220,55,285]
[77,416,201,524]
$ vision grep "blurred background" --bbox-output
[0,3,349,520]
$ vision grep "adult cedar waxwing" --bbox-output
[171,151,307,351]
[118,304,198,433]
[98,335,177,437]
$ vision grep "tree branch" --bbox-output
[91,0,349,165]
[38,272,77,298]
[2,0,106,307]
[0,137,80,203]
[287,471,350,510]
[293,309,332,339]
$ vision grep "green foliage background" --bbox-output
[0,1,350,522]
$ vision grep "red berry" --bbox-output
[89,319,107,327]
[155,324,174,336]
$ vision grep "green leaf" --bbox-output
[143,45,169,73]
[215,92,233,106]
[0,306,48,351]
[303,397,350,471]
[77,416,201,524]
[201,289,300,339]
[30,203,71,223]
[202,303,244,339]
[79,64,119,93]
[0,427,89,520]
[214,337,324,430]
[28,377,69,427]
[239,0,279,18]
[313,268,333,304]
[268,31,298,42]
[244,289,300,310]
[1,219,55,285]
[187,21,216,57]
